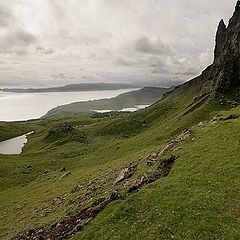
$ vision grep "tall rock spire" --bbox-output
[164,1,240,96]
[200,0,240,93]
[214,19,226,59]
[235,0,240,11]
[228,0,240,27]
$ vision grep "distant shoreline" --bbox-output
[0,88,138,122]
[0,83,140,93]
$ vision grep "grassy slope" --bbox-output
[0,122,33,142]
[80,109,240,240]
[43,87,173,118]
[0,85,239,239]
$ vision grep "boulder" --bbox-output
[60,122,74,132]
[53,196,64,205]
[71,184,81,193]
[159,142,175,156]
[114,168,130,185]
[113,164,137,185]
[178,129,190,141]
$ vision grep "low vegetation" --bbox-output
[0,86,239,239]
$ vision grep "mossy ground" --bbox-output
[0,89,239,239]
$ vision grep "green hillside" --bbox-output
[0,122,31,142]
[0,84,239,239]
[43,86,173,118]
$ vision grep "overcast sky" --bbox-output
[0,0,237,88]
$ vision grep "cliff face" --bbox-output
[211,0,240,92]
[214,19,227,59]
[200,1,240,94]
[177,1,240,97]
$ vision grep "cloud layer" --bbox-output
[0,0,237,87]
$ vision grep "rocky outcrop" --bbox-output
[202,1,240,93]
[171,1,240,98]
[12,154,176,240]
[214,19,227,59]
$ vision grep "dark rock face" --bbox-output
[212,1,240,92]
[201,1,240,93]
[60,122,74,132]
[175,1,240,96]
[214,19,227,59]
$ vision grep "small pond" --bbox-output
[0,132,33,155]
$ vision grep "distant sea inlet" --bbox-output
[0,89,138,121]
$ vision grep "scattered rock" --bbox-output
[91,197,106,207]
[146,159,155,166]
[59,171,71,180]
[151,152,158,158]
[71,184,81,193]
[221,114,239,121]
[158,142,175,156]
[60,167,67,172]
[16,204,25,210]
[113,164,137,185]
[60,122,75,132]
[178,129,190,141]
[52,196,64,205]
[109,191,122,201]
[158,155,177,177]
[197,122,204,127]
[209,117,218,125]
[173,147,183,152]
[13,154,175,240]
[209,120,218,126]
[114,168,130,185]
[43,169,50,174]
[227,100,238,108]
[129,155,177,193]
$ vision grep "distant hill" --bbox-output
[1,83,139,93]
[43,86,174,118]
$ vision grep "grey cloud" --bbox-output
[0,4,13,27]
[116,57,136,66]
[49,0,65,20]
[51,73,74,80]
[0,3,38,56]
[52,73,67,79]
[0,29,36,55]
[135,37,172,56]
[36,46,55,55]
[0,0,237,87]
[151,54,203,78]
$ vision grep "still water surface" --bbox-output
[0,132,33,155]
[0,89,137,121]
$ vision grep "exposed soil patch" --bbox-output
[12,154,177,240]
[128,155,177,193]
[220,114,239,121]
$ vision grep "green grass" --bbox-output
[0,87,239,239]
[0,121,32,142]
[79,111,240,240]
